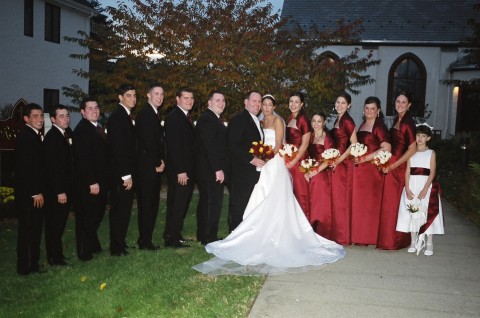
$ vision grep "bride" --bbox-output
[193,94,345,275]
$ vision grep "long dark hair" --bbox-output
[289,91,305,118]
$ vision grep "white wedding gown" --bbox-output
[193,129,346,275]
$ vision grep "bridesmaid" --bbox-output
[351,97,391,245]
[377,91,417,250]
[330,92,357,245]
[305,112,333,239]
[286,92,312,219]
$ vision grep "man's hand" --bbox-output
[57,193,67,204]
[216,170,225,183]
[33,194,44,208]
[123,177,133,190]
[90,183,100,195]
[156,160,165,173]
[177,172,189,186]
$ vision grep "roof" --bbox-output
[281,0,478,45]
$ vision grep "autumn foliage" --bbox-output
[64,0,379,119]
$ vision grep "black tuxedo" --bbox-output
[164,106,195,244]
[135,104,164,248]
[43,125,73,264]
[107,104,136,255]
[227,109,263,232]
[194,108,228,244]
[72,118,109,260]
[14,125,44,274]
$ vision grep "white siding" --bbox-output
[0,0,93,127]
[315,45,464,137]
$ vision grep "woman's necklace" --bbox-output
[314,131,324,143]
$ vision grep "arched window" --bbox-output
[386,53,427,117]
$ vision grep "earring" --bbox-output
[377,112,380,117]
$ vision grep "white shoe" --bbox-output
[407,247,416,253]
[424,244,433,256]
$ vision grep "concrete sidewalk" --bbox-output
[249,200,480,318]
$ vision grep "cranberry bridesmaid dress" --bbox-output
[286,113,312,220]
[351,118,389,245]
[330,113,355,245]
[376,113,415,249]
[308,133,334,239]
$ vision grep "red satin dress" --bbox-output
[286,113,312,219]
[377,113,415,249]
[351,119,389,245]
[308,133,334,239]
[330,113,355,245]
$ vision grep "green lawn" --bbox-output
[0,194,265,317]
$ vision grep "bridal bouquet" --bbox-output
[299,158,320,174]
[350,143,368,166]
[279,143,298,163]
[372,150,392,173]
[249,140,274,161]
[321,148,340,166]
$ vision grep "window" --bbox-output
[45,2,60,43]
[386,53,427,117]
[24,0,33,37]
[44,89,59,113]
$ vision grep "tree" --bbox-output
[64,0,379,119]
[441,3,480,88]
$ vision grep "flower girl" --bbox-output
[396,123,444,255]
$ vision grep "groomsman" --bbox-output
[194,90,228,245]
[107,84,137,256]
[43,105,72,266]
[73,97,109,261]
[163,87,195,248]
[227,91,264,232]
[14,103,45,275]
[136,83,165,250]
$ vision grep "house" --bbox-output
[0,0,97,128]
[281,0,480,136]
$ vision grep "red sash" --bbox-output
[410,167,442,234]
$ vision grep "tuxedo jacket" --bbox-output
[107,105,136,181]
[164,106,195,178]
[136,103,164,177]
[72,118,109,188]
[227,109,263,183]
[194,108,228,182]
[43,125,73,197]
[14,125,44,204]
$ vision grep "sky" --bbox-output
[98,0,284,14]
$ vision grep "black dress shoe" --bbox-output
[49,258,70,266]
[110,249,128,256]
[139,244,160,251]
[78,254,94,261]
[179,236,193,243]
[164,240,190,248]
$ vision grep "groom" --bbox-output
[227,91,264,232]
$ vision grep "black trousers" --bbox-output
[163,175,193,242]
[45,195,70,262]
[136,172,161,247]
[75,185,106,259]
[228,177,258,233]
[196,176,224,244]
[109,180,134,253]
[16,201,44,274]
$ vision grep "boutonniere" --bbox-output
[68,138,72,145]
